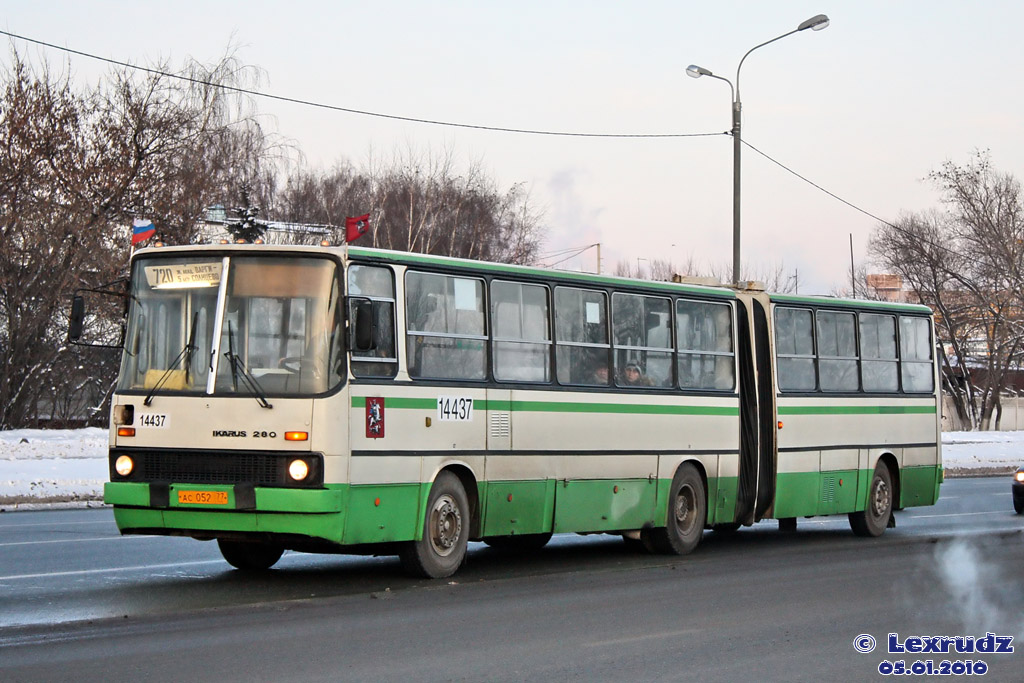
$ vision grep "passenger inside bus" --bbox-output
[622,362,652,386]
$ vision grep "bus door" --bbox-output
[734,292,778,525]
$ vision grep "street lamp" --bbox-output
[687,13,829,285]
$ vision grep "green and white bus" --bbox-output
[85,243,942,577]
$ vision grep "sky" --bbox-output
[3,1,1023,294]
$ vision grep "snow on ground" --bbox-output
[0,428,1021,509]
[0,428,108,507]
[942,430,1024,473]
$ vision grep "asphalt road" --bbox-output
[1,476,1021,682]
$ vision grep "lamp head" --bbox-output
[797,14,829,31]
[686,64,713,79]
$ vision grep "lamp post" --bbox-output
[687,13,829,285]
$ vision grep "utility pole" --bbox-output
[686,14,830,284]
[849,233,856,298]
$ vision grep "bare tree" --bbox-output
[870,152,1024,430]
[0,46,279,428]
[1,44,545,428]
[0,54,118,428]
[268,147,544,265]
[615,257,797,292]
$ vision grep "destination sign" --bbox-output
[143,262,223,289]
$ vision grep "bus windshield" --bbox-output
[117,254,344,398]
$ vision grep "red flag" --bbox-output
[345,214,370,243]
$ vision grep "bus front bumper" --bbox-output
[104,481,346,543]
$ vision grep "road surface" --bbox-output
[1,476,1021,681]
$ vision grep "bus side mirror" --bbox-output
[68,295,86,342]
[352,300,376,352]
[68,280,131,349]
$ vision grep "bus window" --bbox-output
[406,271,487,380]
[554,287,609,386]
[676,299,734,391]
[214,258,342,395]
[775,307,816,391]
[816,311,858,392]
[348,265,397,378]
[613,293,672,388]
[900,316,934,392]
[860,313,898,392]
[491,281,551,383]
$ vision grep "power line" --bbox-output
[740,138,897,229]
[740,139,992,278]
[742,138,959,266]
[537,244,596,269]
[1,28,925,246]
[0,28,727,140]
[537,243,599,258]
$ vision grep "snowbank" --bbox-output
[0,428,108,507]
[0,428,1020,508]
[940,430,1024,476]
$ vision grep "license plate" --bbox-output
[177,490,229,505]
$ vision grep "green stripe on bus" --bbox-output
[351,397,438,410]
[769,293,932,314]
[348,247,735,298]
[777,405,936,415]
[506,401,737,416]
[351,396,738,416]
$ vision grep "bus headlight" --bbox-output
[288,459,310,482]
[115,455,135,477]
[1015,470,1024,483]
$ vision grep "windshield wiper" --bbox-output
[143,312,199,406]
[223,321,273,409]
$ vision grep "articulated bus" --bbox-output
[81,243,942,578]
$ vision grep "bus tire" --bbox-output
[849,462,894,537]
[647,463,706,555]
[711,522,742,535]
[217,539,283,571]
[483,532,552,553]
[400,471,470,578]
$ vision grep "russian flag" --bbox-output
[132,218,156,245]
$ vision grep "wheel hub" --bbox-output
[430,495,462,556]
[674,485,696,532]
[871,479,890,517]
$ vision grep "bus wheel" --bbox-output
[647,463,706,555]
[484,532,552,553]
[711,522,741,535]
[400,471,470,578]
[849,462,893,537]
[217,539,283,571]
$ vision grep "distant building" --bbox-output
[865,273,907,302]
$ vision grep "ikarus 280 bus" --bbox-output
[72,242,942,578]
